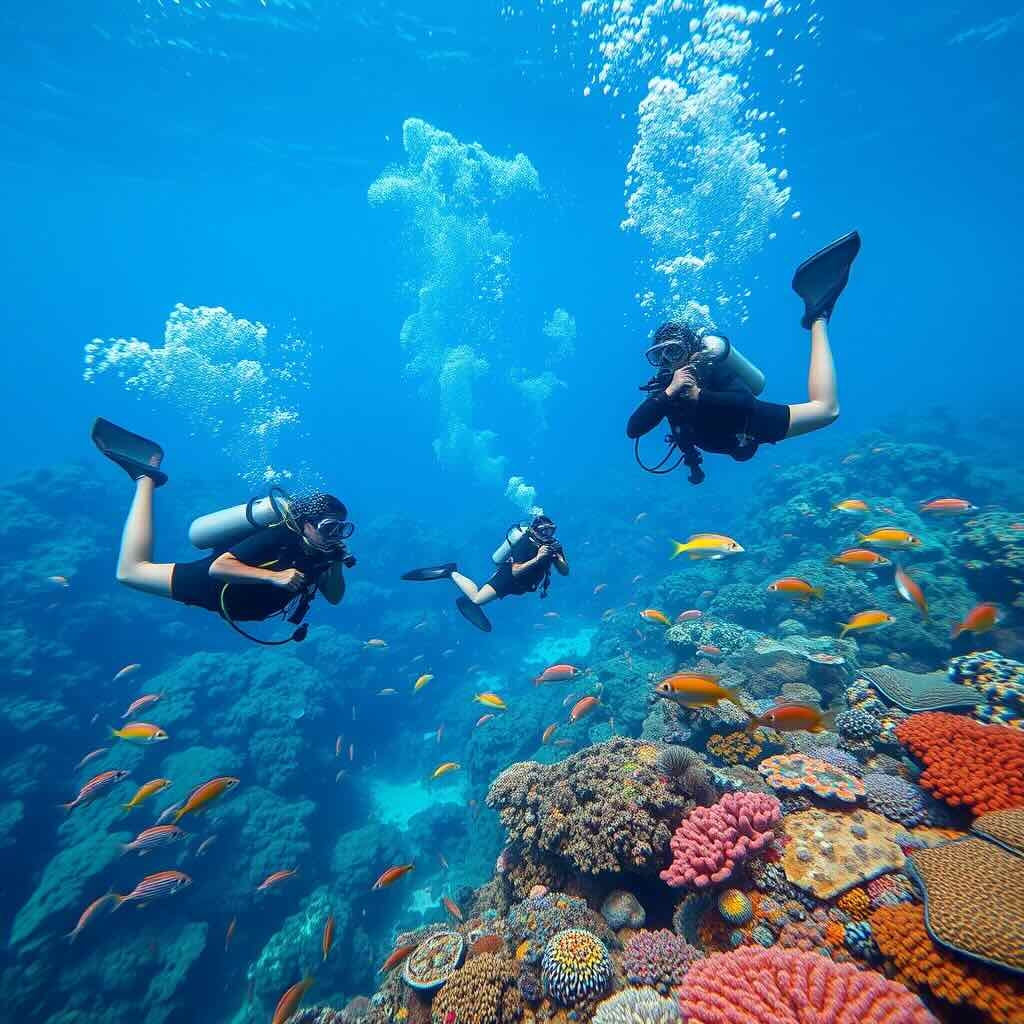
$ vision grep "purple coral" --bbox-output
[861,772,956,828]
[659,791,782,889]
[622,929,704,994]
[805,746,864,777]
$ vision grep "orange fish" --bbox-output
[225,916,237,951]
[830,548,891,569]
[839,610,896,638]
[569,696,600,722]
[431,762,460,781]
[858,527,922,549]
[257,869,297,892]
[379,944,417,973]
[122,778,172,812]
[173,776,239,824]
[767,577,823,600]
[832,499,870,513]
[746,702,836,734]
[919,497,976,515]
[951,602,1003,638]
[442,895,463,922]
[66,893,118,942]
[640,608,671,625]
[654,673,747,711]
[475,714,495,727]
[110,722,167,744]
[697,644,722,656]
[542,724,558,745]
[272,977,314,1024]
[534,664,582,685]
[894,565,928,621]
[322,914,335,961]
[372,864,415,890]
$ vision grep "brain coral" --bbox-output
[896,712,1024,814]
[506,891,615,966]
[659,791,782,889]
[486,739,692,879]
[431,953,522,1024]
[541,929,612,1006]
[675,947,936,1023]
[758,753,865,803]
[593,988,680,1024]
[871,903,1024,1024]
[621,929,704,994]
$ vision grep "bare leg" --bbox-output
[116,477,175,597]
[450,572,498,607]
[784,318,840,438]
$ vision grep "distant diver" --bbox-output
[92,417,355,646]
[401,514,569,632]
[627,230,861,484]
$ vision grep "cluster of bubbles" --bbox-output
[369,118,575,508]
[83,303,309,484]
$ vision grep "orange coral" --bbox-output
[836,887,871,921]
[896,712,1024,815]
[871,903,1024,1024]
[706,731,762,765]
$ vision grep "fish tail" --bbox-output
[59,801,75,813]
[670,540,686,559]
[811,587,824,599]
[838,623,850,638]
[172,809,186,824]
[819,708,838,732]
[950,623,963,639]
[108,726,121,739]
[109,894,127,912]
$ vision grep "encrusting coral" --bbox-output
[600,889,646,930]
[430,953,522,1024]
[758,753,865,802]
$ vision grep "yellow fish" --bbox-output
[431,762,460,780]
[653,673,749,712]
[839,610,896,638]
[670,534,744,560]
[832,499,870,512]
[413,674,433,692]
[122,778,172,812]
[858,528,922,549]
[474,693,507,710]
[110,722,168,744]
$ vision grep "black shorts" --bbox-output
[170,557,223,613]
[748,397,791,444]
[485,563,539,599]
[694,392,790,458]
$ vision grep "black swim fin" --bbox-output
[792,230,861,329]
[401,563,457,582]
[456,596,492,633]
[91,417,168,487]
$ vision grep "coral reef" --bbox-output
[506,891,615,966]
[659,791,781,889]
[716,889,753,926]
[600,890,646,930]
[861,665,984,713]
[862,772,958,827]
[621,929,703,994]
[949,650,1024,727]
[403,931,465,992]
[758,753,865,803]
[541,929,613,1005]
[653,745,717,805]
[592,988,680,1024]
[431,953,522,1024]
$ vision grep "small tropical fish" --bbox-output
[542,724,558,745]
[110,722,168,744]
[593,583,608,594]
[113,663,141,683]
[634,512,648,523]
[377,688,397,696]
[431,762,460,780]
[746,702,836,734]
[438,853,449,869]
[47,575,71,587]
[841,453,861,464]
[258,869,298,892]
[122,778,172,812]
[676,609,702,622]
[832,499,870,513]
[807,652,846,665]
[379,944,418,973]
[544,611,560,618]
[196,835,217,857]
[830,548,891,569]
[562,692,580,708]
[225,916,236,951]
[951,602,1003,638]
[654,673,747,712]
[111,870,192,909]
[534,664,582,685]
[155,800,185,825]
[569,696,600,722]
[335,735,343,757]
[698,644,722,656]
[670,534,744,560]
[349,743,355,762]
[475,714,495,727]
[272,978,314,1024]
[372,864,415,890]
[640,608,671,625]
[436,723,444,744]
[322,914,335,961]
[839,610,896,638]
[894,565,929,621]
[173,776,239,823]
[335,769,347,783]
[553,739,574,748]
[74,747,109,771]
[767,577,823,600]
[413,620,428,631]
[414,673,434,692]
[66,893,117,942]
[122,824,187,855]
[442,896,463,921]
[858,527,922,549]
[62,769,130,812]
[474,693,507,710]
[121,693,163,719]
[919,497,977,515]
[364,639,387,649]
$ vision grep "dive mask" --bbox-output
[313,516,354,543]
[529,517,557,544]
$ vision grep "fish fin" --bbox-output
[109,894,127,912]
[950,623,962,639]
[744,716,761,735]
[818,708,838,732]
[811,587,824,599]
[64,929,79,943]
[59,801,75,813]
[670,540,686,559]
[121,803,132,813]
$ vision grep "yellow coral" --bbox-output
[836,887,871,921]
[636,744,660,766]
[706,731,762,765]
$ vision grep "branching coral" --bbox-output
[622,929,704,994]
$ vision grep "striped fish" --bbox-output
[121,824,187,856]
[122,693,163,719]
[112,870,192,908]
[62,769,130,812]
[257,869,297,892]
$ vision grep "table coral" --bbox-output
[675,947,937,1023]
[871,903,1024,1024]
[431,953,522,1024]
[621,929,703,994]
[758,753,865,803]
[659,791,782,889]
[781,807,905,899]
[541,929,612,1005]
[592,987,680,1024]
[403,930,465,991]
[895,712,1024,815]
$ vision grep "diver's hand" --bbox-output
[665,366,700,400]
[272,568,307,592]
[536,545,552,560]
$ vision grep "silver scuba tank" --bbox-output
[492,525,526,564]
[700,334,766,396]
[188,488,293,550]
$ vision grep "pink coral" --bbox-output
[659,791,782,889]
[676,947,937,1023]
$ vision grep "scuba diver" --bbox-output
[627,231,861,484]
[400,514,569,633]
[92,418,356,646]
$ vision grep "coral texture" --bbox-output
[621,929,704,994]
[758,753,865,803]
[403,930,465,991]
[506,891,615,966]
[862,772,957,828]
[540,929,612,1006]
[431,953,522,1024]
[600,889,646,930]
[659,791,782,889]
[593,988,680,1024]
[716,889,753,926]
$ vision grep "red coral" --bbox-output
[896,712,1024,815]
[676,947,936,1023]
[660,791,781,889]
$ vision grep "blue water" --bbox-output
[1,2,1022,1021]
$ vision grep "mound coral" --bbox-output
[541,929,612,1006]
[403,931,465,991]
[803,745,864,777]
[706,731,763,766]
[654,745,717,805]
[862,772,957,827]
[600,889,646,930]
[949,650,1024,726]
[758,753,865,803]
[835,887,871,921]
[896,712,1024,814]
[835,707,882,741]
[592,988,680,1024]
[659,791,782,889]
[716,889,753,926]
[506,891,615,966]
[431,953,522,1024]
[675,947,936,1023]
[621,929,704,994]
[872,903,1024,1024]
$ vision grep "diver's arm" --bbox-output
[317,561,345,605]
[209,552,303,590]
[626,392,671,438]
[553,552,569,576]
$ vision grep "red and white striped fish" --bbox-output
[257,869,298,892]
[62,769,130,813]
[121,824,187,856]
[74,747,110,771]
[112,870,192,908]
[66,893,118,942]
[121,693,163,719]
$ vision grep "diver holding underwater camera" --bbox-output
[627,231,861,483]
